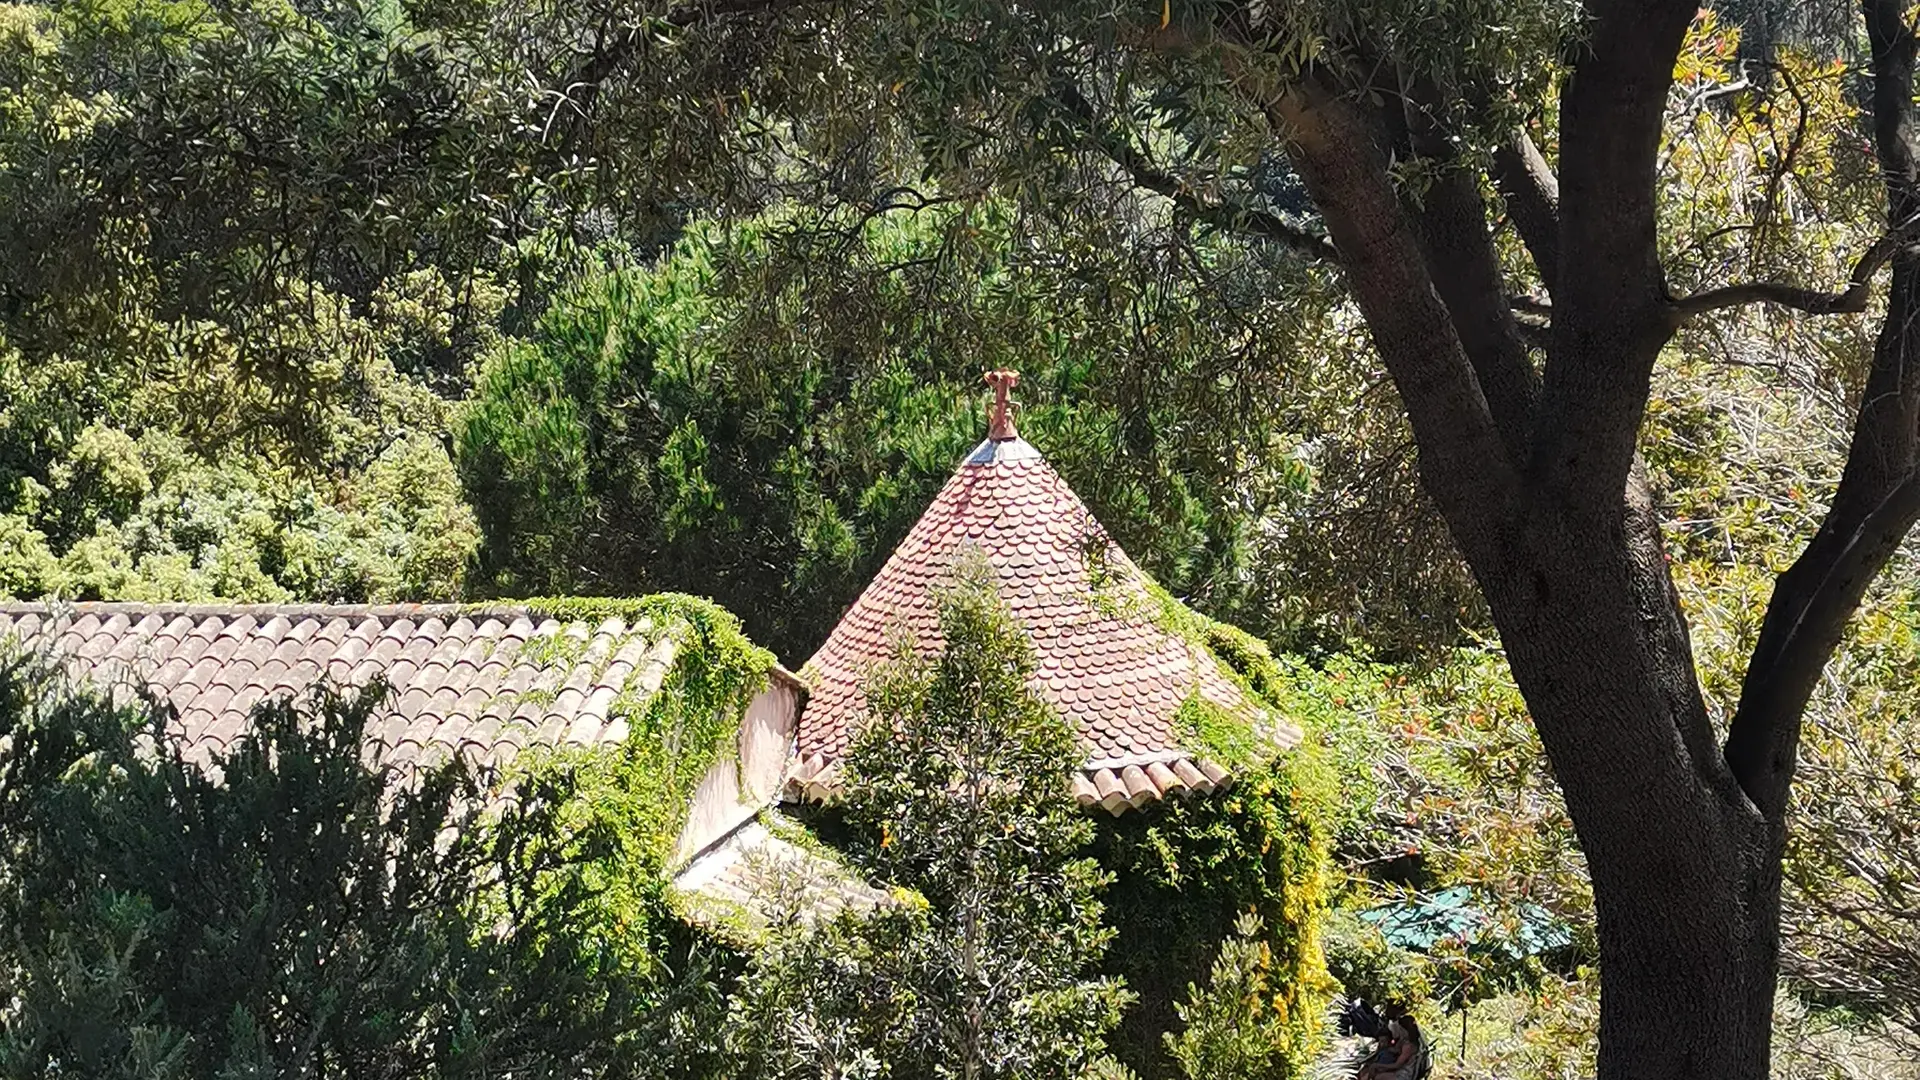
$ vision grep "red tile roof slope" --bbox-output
[0,601,802,772]
[792,438,1299,814]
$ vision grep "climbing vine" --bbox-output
[1084,578,1342,1078]
[1095,731,1339,1078]
[479,594,775,964]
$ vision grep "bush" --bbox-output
[1164,914,1301,1080]
[4,428,480,605]
[1321,910,1435,1008]
[732,553,1129,1079]
[0,516,61,600]
[1094,751,1338,1079]
[0,648,729,1078]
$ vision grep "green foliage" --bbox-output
[1311,657,1597,1024]
[1067,577,1342,1077]
[1,428,480,604]
[41,423,146,544]
[1094,743,1337,1079]
[728,901,923,1080]
[1416,970,1599,1080]
[1,0,522,375]
[1172,694,1269,769]
[1321,910,1435,1009]
[0,647,731,1078]
[736,552,1129,1079]
[504,593,775,881]
[0,515,59,599]
[0,126,485,607]
[1163,914,1298,1080]
[457,207,1383,661]
[1777,598,1920,1047]
[1134,581,1311,769]
[0,0,497,605]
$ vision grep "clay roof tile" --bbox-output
[795,426,1300,815]
[0,601,781,787]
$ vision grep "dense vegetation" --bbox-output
[1,0,1918,1077]
[736,559,1131,1079]
[454,210,1363,659]
[0,655,732,1077]
[0,559,1314,1080]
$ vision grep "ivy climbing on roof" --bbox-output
[1085,574,1344,1075]
[481,593,777,972]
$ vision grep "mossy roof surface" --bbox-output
[0,600,795,772]
[795,438,1300,814]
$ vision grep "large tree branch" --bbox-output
[1109,149,1340,261]
[1724,0,1920,821]
[1727,471,1920,816]
[1393,80,1542,464]
[1270,76,1519,571]
[1520,0,1729,798]
[1491,128,1561,296]
[1532,0,1700,508]
[1050,82,1338,262]
[1669,221,1920,321]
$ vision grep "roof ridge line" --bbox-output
[1081,750,1197,770]
[0,599,662,626]
[0,600,808,689]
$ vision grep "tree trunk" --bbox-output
[1252,3,1917,1076]
[1587,832,1778,1080]
[1499,625,1782,1079]
[1478,489,1781,1080]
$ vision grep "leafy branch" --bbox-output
[1049,82,1339,262]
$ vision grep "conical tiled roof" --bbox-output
[791,435,1299,815]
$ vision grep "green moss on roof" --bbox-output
[1127,578,1298,767]
[485,592,777,915]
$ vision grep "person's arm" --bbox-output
[1385,1038,1416,1071]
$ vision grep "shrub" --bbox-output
[0,647,729,1078]
[732,552,1129,1079]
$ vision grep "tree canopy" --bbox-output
[3,0,1920,1077]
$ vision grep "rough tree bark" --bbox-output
[1261,3,1920,1078]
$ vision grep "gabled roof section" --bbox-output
[793,435,1300,815]
[0,600,802,774]
[0,599,849,921]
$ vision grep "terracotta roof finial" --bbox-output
[986,368,1020,441]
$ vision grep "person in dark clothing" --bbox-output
[1356,1008,1425,1080]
